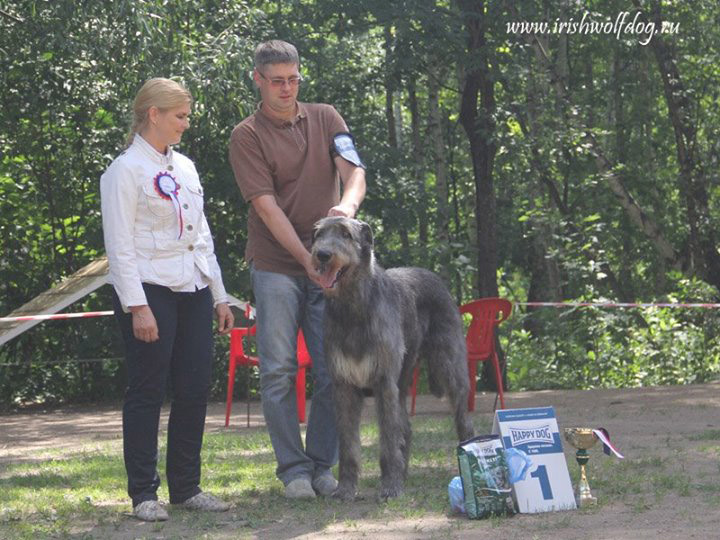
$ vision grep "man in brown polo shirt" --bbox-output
[228,40,366,499]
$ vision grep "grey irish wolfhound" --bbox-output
[311,216,474,501]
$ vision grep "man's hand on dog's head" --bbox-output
[327,203,357,218]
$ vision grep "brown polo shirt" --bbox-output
[229,102,348,275]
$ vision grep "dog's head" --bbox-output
[310,216,374,293]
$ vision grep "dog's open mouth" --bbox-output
[317,264,347,289]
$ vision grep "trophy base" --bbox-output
[577,493,597,507]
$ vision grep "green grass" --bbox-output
[689,429,720,441]
[0,417,472,539]
[585,447,720,505]
[3,413,718,539]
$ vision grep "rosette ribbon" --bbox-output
[153,171,183,239]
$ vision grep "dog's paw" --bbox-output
[377,485,404,502]
[332,485,357,502]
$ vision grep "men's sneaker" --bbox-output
[180,492,230,512]
[133,500,169,522]
[312,473,338,496]
[285,477,316,499]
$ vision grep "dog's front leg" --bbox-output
[333,380,364,501]
[375,376,407,501]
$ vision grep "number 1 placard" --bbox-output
[492,407,577,513]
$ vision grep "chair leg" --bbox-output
[410,366,420,416]
[296,367,307,423]
[491,351,505,410]
[246,369,251,428]
[225,359,236,428]
[467,359,478,412]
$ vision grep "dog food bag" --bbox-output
[457,434,515,519]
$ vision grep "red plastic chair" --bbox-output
[461,298,512,411]
[225,325,313,427]
[409,297,512,414]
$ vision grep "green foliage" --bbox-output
[506,277,720,390]
[0,1,260,406]
[2,1,720,406]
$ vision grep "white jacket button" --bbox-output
[188,245,194,251]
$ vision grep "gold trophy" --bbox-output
[563,428,598,507]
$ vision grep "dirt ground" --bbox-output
[2,383,720,539]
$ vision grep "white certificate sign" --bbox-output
[492,407,577,513]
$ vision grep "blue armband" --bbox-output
[331,132,366,169]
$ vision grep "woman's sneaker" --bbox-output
[133,500,169,522]
[180,492,230,512]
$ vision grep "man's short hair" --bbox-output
[254,40,300,70]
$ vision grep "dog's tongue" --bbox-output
[318,265,340,289]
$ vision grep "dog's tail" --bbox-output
[423,313,468,397]
[423,314,474,441]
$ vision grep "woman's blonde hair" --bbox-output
[126,78,192,147]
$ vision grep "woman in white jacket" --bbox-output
[101,78,234,522]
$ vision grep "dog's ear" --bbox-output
[311,220,323,244]
[359,221,373,248]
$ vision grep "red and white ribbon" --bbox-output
[2,301,255,323]
[0,311,114,323]
[593,428,624,459]
[519,302,720,309]
[4,301,712,324]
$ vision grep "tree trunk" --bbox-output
[428,73,452,285]
[408,80,429,245]
[457,0,501,391]
[457,0,498,299]
[521,52,564,335]
[383,25,410,257]
[384,26,398,152]
[611,48,635,301]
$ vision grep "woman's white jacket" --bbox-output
[101,135,228,312]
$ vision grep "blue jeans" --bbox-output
[251,266,338,484]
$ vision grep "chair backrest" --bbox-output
[230,325,312,368]
[459,298,512,360]
[230,325,257,361]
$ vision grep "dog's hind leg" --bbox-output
[375,377,408,500]
[398,364,415,479]
[333,380,364,501]
[400,402,412,480]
